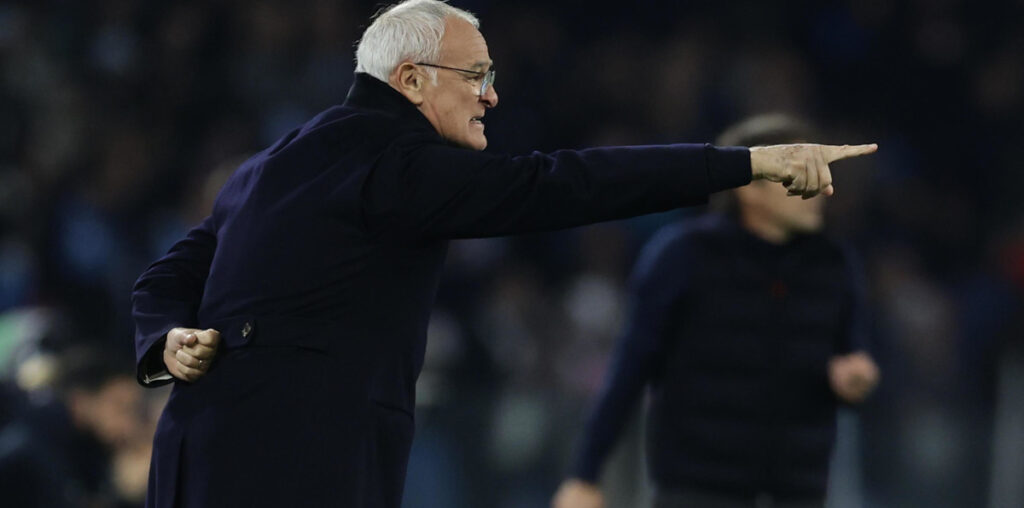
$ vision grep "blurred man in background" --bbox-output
[553,114,880,508]
[0,346,146,508]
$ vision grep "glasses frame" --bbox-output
[415,62,495,97]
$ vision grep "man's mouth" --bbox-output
[470,116,484,125]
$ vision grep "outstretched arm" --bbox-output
[365,140,752,240]
[367,137,876,241]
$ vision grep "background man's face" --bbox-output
[738,179,825,234]
[418,17,497,150]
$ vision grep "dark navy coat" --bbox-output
[131,73,752,508]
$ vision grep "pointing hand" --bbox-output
[750,143,878,198]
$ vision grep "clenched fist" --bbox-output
[750,143,877,199]
[163,327,221,382]
[552,479,604,508]
[828,351,880,403]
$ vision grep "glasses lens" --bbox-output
[480,70,495,96]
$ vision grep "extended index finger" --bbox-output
[822,143,878,163]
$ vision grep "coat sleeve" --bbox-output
[131,216,217,386]
[364,139,751,240]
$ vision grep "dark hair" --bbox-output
[712,113,819,215]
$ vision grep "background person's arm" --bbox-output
[829,246,880,403]
[554,226,694,506]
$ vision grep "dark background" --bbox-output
[0,0,1021,506]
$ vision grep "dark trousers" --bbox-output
[653,486,825,508]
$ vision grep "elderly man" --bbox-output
[552,115,880,508]
[132,1,875,507]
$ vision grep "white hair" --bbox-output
[355,0,479,83]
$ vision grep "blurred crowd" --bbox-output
[0,0,1022,507]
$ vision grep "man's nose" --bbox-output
[481,85,498,108]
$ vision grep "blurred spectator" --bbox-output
[0,346,148,508]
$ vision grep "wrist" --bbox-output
[748,146,765,180]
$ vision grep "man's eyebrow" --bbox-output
[470,61,493,71]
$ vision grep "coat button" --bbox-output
[241,321,253,338]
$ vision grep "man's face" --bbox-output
[738,179,825,235]
[417,17,498,150]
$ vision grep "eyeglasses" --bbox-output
[415,62,496,97]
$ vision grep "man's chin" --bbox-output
[447,135,487,151]
[792,218,824,233]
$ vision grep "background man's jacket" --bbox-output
[572,214,869,501]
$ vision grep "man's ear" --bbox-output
[389,62,426,105]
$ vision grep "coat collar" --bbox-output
[343,72,437,133]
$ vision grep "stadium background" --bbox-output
[0,0,1021,506]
